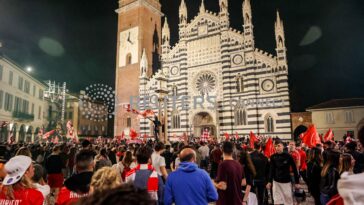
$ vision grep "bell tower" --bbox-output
[114,0,162,136]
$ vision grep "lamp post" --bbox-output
[155,71,168,143]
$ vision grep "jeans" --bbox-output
[320,193,330,205]
[252,180,267,205]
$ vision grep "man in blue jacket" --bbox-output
[164,147,218,205]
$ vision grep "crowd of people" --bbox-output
[0,127,363,205]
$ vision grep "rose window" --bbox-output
[195,73,216,96]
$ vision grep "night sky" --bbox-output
[0,0,363,112]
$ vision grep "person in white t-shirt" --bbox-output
[198,142,210,170]
[32,164,50,205]
[151,142,168,180]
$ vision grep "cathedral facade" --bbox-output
[115,0,292,140]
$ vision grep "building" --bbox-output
[307,98,364,140]
[0,55,47,142]
[115,0,292,140]
[291,112,312,141]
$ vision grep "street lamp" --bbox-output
[26,66,32,73]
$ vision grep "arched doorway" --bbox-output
[0,122,8,142]
[34,127,40,142]
[293,125,308,142]
[193,112,216,139]
[19,124,26,142]
[26,126,33,143]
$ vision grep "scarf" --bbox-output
[125,164,159,200]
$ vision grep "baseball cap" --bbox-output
[3,155,32,185]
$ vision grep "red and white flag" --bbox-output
[201,128,210,143]
[8,131,14,144]
[324,128,334,142]
[43,130,55,139]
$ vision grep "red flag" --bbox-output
[300,125,321,148]
[249,131,259,148]
[43,130,55,139]
[121,131,125,139]
[141,109,155,118]
[324,128,334,142]
[264,138,275,158]
[130,129,138,140]
[224,133,230,141]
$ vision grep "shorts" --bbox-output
[47,173,64,188]
[272,180,293,205]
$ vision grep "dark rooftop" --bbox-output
[307,98,364,110]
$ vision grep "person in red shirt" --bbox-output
[289,141,301,172]
[0,155,44,205]
[56,150,95,205]
[296,142,308,184]
[210,144,222,179]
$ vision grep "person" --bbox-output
[125,146,164,205]
[344,141,364,173]
[94,148,112,171]
[250,142,268,205]
[151,142,168,180]
[198,142,210,170]
[68,147,77,176]
[296,142,307,184]
[77,184,155,205]
[210,144,222,179]
[56,150,95,205]
[164,147,218,205]
[15,146,32,158]
[108,147,117,165]
[288,141,300,171]
[337,127,364,204]
[45,145,64,199]
[319,150,340,205]
[113,150,136,182]
[161,144,173,173]
[239,148,257,204]
[339,153,355,174]
[306,147,322,205]
[0,155,44,205]
[32,164,51,204]
[89,167,121,194]
[59,144,69,178]
[267,140,299,205]
[214,141,244,205]
[153,116,161,141]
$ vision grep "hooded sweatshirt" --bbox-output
[338,172,364,205]
[56,172,93,205]
[164,162,218,205]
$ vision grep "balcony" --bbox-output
[12,111,35,122]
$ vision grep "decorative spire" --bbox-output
[162,17,170,45]
[275,10,284,31]
[179,0,187,23]
[140,48,148,77]
[243,0,252,24]
[199,0,205,13]
[219,0,228,14]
